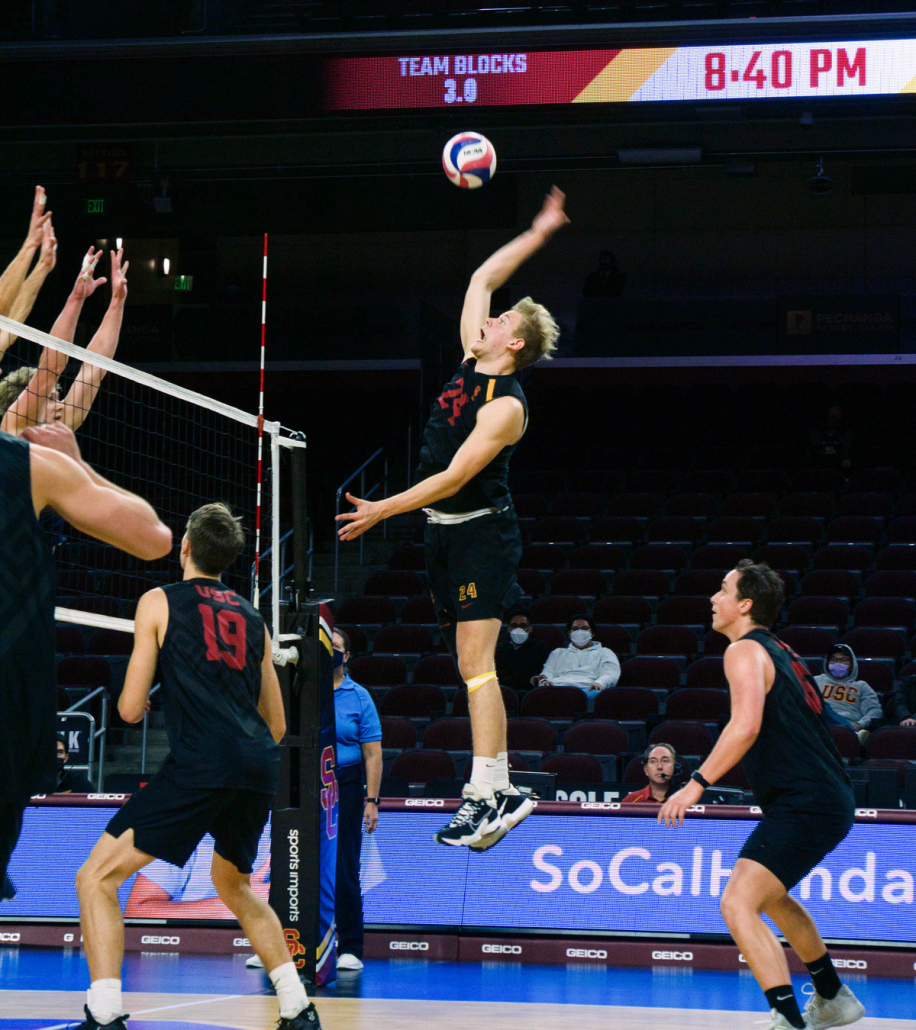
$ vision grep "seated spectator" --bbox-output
[54,733,93,793]
[532,615,620,708]
[495,613,550,692]
[815,645,882,744]
[622,744,678,804]
[892,673,916,727]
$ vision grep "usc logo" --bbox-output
[284,928,307,970]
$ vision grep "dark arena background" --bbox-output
[1,2,916,1029]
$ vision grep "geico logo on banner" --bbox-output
[233,938,251,948]
[140,936,180,945]
[652,950,693,961]
[87,794,127,800]
[530,845,916,904]
[63,933,83,943]
[405,799,445,807]
[566,948,608,959]
[0,933,21,942]
[389,941,430,951]
[580,802,620,810]
[482,944,522,954]
[834,959,867,970]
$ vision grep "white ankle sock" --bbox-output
[268,960,310,1019]
[470,757,496,799]
[493,751,511,792]
[87,979,122,1025]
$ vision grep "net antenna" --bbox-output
[254,233,268,593]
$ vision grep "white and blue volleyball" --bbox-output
[442,132,497,189]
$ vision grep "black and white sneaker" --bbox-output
[278,1002,321,1029]
[434,785,502,846]
[71,1006,130,1030]
[470,789,535,852]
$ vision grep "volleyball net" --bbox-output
[0,311,305,640]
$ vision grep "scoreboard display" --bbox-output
[321,37,916,111]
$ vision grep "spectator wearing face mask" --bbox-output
[814,645,883,744]
[54,733,93,793]
[495,613,551,692]
[532,615,620,709]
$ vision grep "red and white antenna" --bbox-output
[253,233,267,597]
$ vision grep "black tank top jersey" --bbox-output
[0,432,57,801]
[416,357,528,515]
[157,579,279,795]
[740,629,854,817]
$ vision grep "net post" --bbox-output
[289,433,310,609]
[270,602,338,986]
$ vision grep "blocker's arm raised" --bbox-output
[337,396,525,541]
[460,186,569,357]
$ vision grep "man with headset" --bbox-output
[622,743,679,804]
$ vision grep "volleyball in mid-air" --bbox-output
[442,132,497,189]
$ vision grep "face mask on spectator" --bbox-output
[57,756,66,773]
[828,660,850,678]
[509,627,529,644]
[332,648,345,669]
[570,629,592,646]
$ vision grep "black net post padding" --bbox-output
[270,602,338,985]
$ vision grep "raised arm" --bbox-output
[459,186,569,356]
[336,395,525,541]
[0,248,105,435]
[119,589,166,723]
[25,422,172,560]
[0,186,51,318]
[659,638,769,827]
[62,248,127,431]
[0,220,57,361]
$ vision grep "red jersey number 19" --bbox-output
[199,604,247,670]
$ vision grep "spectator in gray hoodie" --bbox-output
[815,644,883,743]
[532,615,620,710]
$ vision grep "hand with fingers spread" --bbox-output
[25,186,52,251]
[70,247,107,301]
[530,185,570,240]
[110,247,129,304]
[336,492,385,541]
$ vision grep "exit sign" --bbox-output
[87,198,105,214]
[174,276,193,291]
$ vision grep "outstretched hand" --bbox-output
[531,186,570,239]
[110,248,129,303]
[336,492,384,541]
[35,221,58,275]
[71,247,107,300]
[26,186,52,250]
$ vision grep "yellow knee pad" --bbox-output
[466,671,497,693]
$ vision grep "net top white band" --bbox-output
[0,312,281,434]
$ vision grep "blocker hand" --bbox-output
[110,248,129,303]
[531,186,570,239]
[657,777,704,829]
[26,186,52,250]
[70,247,107,300]
[336,492,384,541]
[36,220,58,275]
[22,422,83,463]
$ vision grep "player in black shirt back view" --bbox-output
[337,188,569,849]
[659,561,864,1030]
[72,504,320,1030]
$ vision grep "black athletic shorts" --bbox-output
[106,766,272,873]
[0,800,25,883]
[739,809,854,891]
[425,509,523,623]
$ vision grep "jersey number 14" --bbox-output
[198,604,247,670]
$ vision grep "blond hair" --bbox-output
[0,366,36,418]
[512,296,559,370]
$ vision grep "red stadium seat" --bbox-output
[755,544,811,573]
[337,625,368,655]
[617,657,680,691]
[865,727,916,761]
[55,656,111,688]
[400,596,438,624]
[854,598,916,633]
[594,625,632,656]
[552,492,603,518]
[721,493,778,519]
[514,494,550,519]
[656,596,712,628]
[636,625,699,658]
[786,597,849,631]
[799,570,859,603]
[685,658,728,691]
[768,517,822,547]
[594,596,652,627]
[529,517,588,546]
[550,569,607,599]
[527,595,589,625]
[812,545,874,574]
[829,725,861,762]
[390,750,455,783]
[675,569,727,597]
[631,544,689,572]
[336,597,397,625]
[380,684,448,718]
[648,517,706,545]
[364,571,425,596]
[380,716,417,750]
[55,626,85,655]
[568,544,628,571]
[529,624,566,650]
[506,717,558,753]
[520,686,588,719]
[649,720,714,759]
[827,517,884,547]
[662,493,718,519]
[874,549,916,574]
[607,493,661,519]
[888,517,916,544]
[665,689,730,721]
[840,628,906,660]
[779,627,838,656]
[520,544,570,572]
[590,517,647,547]
[704,630,730,656]
[539,753,604,783]
[387,545,426,571]
[423,717,473,751]
[562,720,629,756]
[373,625,436,655]
[780,492,835,519]
[593,687,659,720]
[411,654,460,687]
[690,544,749,570]
[836,493,893,518]
[86,629,133,656]
[517,568,547,597]
[348,655,410,688]
[612,570,670,598]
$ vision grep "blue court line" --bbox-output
[0,1024,240,1030]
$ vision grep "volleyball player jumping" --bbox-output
[337,187,568,849]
